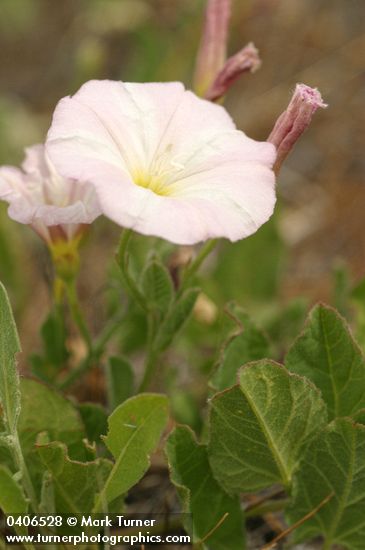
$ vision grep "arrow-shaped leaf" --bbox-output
[208,360,327,494]
[0,281,21,435]
[94,394,169,509]
[166,425,245,550]
[287,418,365,549]
[286,304,365,420]
[38,441,112,514]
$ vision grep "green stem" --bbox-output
[11,434,39,513]
[58,314,123,390]
[138,240,218,391]
[65,279,93,353]
[53,276,65,305]
[117,230,149,313]
[178,239,218,295]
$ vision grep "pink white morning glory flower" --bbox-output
[0,144,101,244]
[46,80,276,245]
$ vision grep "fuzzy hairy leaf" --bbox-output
[0,281,21,434]
[287,419,365,549]
[0,465,28,514]
[166,426,245,550]
[38,441,112,515]
[286,304,365,419]
[0,466,28,536]
[141,259,174,317]
[208,360,327,494]
[19,378,85,460]
[95,394,169,507]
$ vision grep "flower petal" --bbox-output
[47,80,276,244]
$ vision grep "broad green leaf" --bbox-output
[0,465,28,514]
[166,426,245,550]
[0,466,28,536]
[208,360,327,494]
[0,281,21,434]
[19,378,85,460]
[37,441,112,515]
[78,403,108,443]
[287,419,365,549]
[106,356,134,410]
[211,304,271,391]
[0,434,14,471]
[285,304,365,419]
[95,394,168,508]
[141,259,174,317]
[156,288,200,351]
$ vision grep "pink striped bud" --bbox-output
[194,0,231,97]
[205,42,261,101]
[268,83,327,173]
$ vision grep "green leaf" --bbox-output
[0,466,28,537]
[211,304,271,391]
[141,258,174,317]
[78,403,108,443]
[285,304,365,419]
[106,356,134,410]
[287,419,365,549]
[156,288,200,351]
[37,441,112,514]
[18,378,85,460]
[95,393,169,508]
[166,426,245,550]
[208,360,327,494]
[0,465,28,514]
[0,281,21,434]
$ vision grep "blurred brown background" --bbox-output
[0,0,364,350]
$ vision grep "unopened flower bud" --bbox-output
[205,42,261,102]
[268,83,327,173]
[194,0,231,97]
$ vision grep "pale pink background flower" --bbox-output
[46,80,276,245]
[0,144,101,243]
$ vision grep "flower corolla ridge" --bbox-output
[0,144,101,244]
[46,80,277,245]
